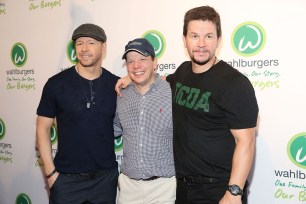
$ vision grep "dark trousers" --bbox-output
[175,177,248,204]
[49,168,119,204]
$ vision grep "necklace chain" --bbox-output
[75,66,102,109]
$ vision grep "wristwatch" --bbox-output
[228,184,243,196]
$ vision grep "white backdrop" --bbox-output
[1,0,306,203]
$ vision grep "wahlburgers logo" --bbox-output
[50,124,57,145]
[142,30,166,59]
[0,118,5,140]
[288,132,306,169]
[15,193,32,204]
[231,22,266,57]
[114,135,123,152]
[66,40,77,64]
[11,42,28,67]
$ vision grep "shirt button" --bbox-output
[143,96,146,99]
[140,144,142,147]
[141,111,143,114]
[140,159,143,162]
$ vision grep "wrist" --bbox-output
[46,169,57,179]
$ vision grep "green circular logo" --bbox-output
[114,135,123,152]
[50,124,57,145]
[66,40,78,64]
[231,22,266,57]
[15,193,32,204]
[0,118,5,140]
[287,132,306,168]
[11,42,28,67]
[142,30,166,59]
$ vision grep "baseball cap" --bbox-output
[72,23,107,42]
[122,38,155,59]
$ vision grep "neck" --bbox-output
[75,64,102,80]
[192,56,217,73]
[135,85,150,95]
[134,78,156,96]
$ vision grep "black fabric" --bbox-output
[50,167,118,204]
[37,67,119,173]
[167,60,258,179]
[175,178,248,204]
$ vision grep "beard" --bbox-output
[78,56,100,68]
[190,55,211,66]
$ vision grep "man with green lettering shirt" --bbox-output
[116,6,258,204]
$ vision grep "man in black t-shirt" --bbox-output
[167,6,258,204]
[36,23,119,204]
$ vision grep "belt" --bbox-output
[132,176,160,181]
[64,169,103,180]
[141,176,160,181]
[181,176,217,184]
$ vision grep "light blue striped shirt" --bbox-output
[114,74,175,179]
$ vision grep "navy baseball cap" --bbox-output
[122,38,155,59]
[72,23,107,42]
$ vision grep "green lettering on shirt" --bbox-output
[186,88,200,108]
[174,82,211,112]
[193,92,211,112]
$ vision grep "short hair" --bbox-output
[183,6,222,38]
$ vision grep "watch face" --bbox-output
[231,185,240,194]
[229,184,242,195]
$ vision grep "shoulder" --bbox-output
[47,67,75,85]
[170,61,191,76]
[102,68,120,80]
[101,68,120,87]
[215,60,249,82]
[167,61,191,82]
[156,75,171,89]
[176,61,191,72]
[116,86,132,106]
[153,76,172,100]
[214,61,255,97]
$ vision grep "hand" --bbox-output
[47,171,59,189]
[115,76,132,97]
[219,191,242,204]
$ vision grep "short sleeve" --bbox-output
[219,75,258,129]
[36,79,57,118]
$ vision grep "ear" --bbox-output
[182,35,187,48]
[102,42,107,53]
[217,36,222,47]
[153,58,158,73]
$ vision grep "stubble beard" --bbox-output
[191,55,212,66]
[78,56,100,68]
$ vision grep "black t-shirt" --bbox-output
[167,60,258,179]
[37,67,119,173]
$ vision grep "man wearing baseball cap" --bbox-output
[114,38,176,203]
[36,23,119,203]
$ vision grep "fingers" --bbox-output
[115,76,132,97]
[115,79,124,97]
